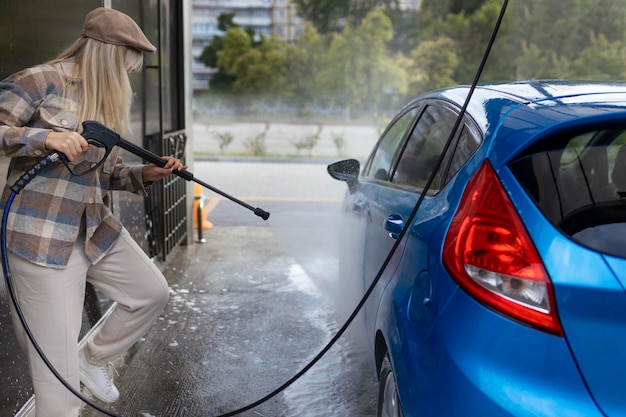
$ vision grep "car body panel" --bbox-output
[344,180,417,336]
[498,163,626,417]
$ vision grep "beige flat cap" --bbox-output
[81,7,156,53]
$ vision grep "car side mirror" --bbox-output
[327,158,360,194]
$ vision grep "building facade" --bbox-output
[271,0,304,43]
[399,0,422,10]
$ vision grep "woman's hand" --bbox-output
[44,131,91,161]
[142,156,188,183]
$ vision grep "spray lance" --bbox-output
[83,120,270,220]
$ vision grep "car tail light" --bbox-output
[442,161,563,336]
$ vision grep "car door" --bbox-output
[384,105,482,342]
[349,104,421,332]
[359,100,467,334]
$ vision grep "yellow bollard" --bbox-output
[193,183,214,230]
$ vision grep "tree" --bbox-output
[322,10,407,117]
[513,41,571,80]
[233,38,294,95]
[420,0,454,19]
[292,0,401,34]
[449,0,486,15]
[291,0,349,33]
[435,0,512,84]
[408,37,459,93]
[286,24,328,107]
[569,33,626,80]
[385,7,422,55]
[502,0,626,81]
[348,0,401,27]
[216,28,301,100]
[217,27,254,76]
[356,10,408,111]
[197,13,239,91]
[199,0,626,120]
[198,13,264,91]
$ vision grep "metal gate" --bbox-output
[145,131,188,262]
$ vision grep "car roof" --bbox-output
[427,79,626,106]
[408,80,626,163]
[477,80,626,104]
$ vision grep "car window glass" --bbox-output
[510,128,626,258]
[560,132,595,164]
[392,104,459,190]
[443,123,482,185]
[366,107,420,181]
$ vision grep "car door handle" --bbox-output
[385,214,404,239]
[352,199,367,213]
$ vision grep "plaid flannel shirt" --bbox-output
[0,61,149,268]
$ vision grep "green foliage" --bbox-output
[218,27,254,75]
[244,123,270,156]
[449,0,485,15]
[420,0,453,19]
[502,0,626,81]
[198,13,264,91]
[290,0,349,33]
[212,131,235,155]
[200,1,626,119]
[291,0,400,34]
[291,124,323,156]
[331,131,347,157]
[197,13,240,90]
[409,37,459,92]
[570,33,626,80]
[319,10,404,115]
[289,24,327,105]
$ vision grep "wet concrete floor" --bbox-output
[76,160,379,417]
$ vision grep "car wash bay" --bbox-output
[0,119,382,417]
[72,159,378,417]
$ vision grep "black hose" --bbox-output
[212,0,510,415]
[1,2,509,415]
[2,154,124,417]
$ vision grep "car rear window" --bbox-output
[509,128,626,258]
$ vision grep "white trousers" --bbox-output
[8,227,170,417]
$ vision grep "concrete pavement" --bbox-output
[71,159,377,417]
[80,159,376,417]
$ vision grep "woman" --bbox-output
[0,7,184,416]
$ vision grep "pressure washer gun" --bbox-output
[82,120,269,220]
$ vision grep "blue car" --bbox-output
[328,81,626,417]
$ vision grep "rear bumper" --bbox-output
[384,288,603,417]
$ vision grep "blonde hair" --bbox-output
[48,37,144,135]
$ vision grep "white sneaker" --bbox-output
[78,349,120,403]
